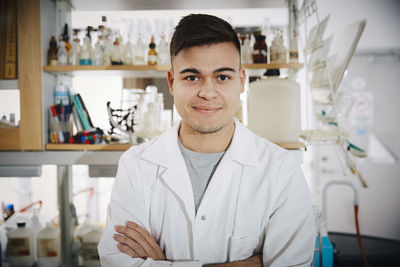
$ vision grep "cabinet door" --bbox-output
[0,0,43,150]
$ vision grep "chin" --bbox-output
[189,121,225,135]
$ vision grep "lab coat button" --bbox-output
[201,215,206,220]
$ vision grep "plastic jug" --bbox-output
[81,227,103,267]
[37,222,59,267]
[8,222,34,267]
[74,219,94,267]
[248,69,301,143]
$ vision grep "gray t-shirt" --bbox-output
[178,138,225,213]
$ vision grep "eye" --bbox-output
[185,75,199,81]
[217,75,231,81]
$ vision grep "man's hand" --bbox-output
[114,221,166,260]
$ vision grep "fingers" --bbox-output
[125,221,166,260]
[114,233,146,258]
[117,242,140,258]
[125,221,158,249]
[115,224,154,257]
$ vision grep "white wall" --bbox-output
[317,0,400,50]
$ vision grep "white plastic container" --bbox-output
[81,227,103,267]
[74,219,94,267]
[37,222,59,267]
[248,70,301,143]
[8,222,35,267]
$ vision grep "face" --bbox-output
[168,42,246,135]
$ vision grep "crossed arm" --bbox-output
[114,221,263,267]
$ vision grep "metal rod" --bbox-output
[57,165,74,267]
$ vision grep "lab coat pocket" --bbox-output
[228,233,259,262]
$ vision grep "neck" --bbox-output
[178,120,235,153]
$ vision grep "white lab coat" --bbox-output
[98,119,315,266]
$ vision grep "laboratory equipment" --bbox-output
[248,69,301,143]
[8,222,35,267]
[81,227,102,267]
[37,222,59,267]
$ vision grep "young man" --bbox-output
[98,14,315,266]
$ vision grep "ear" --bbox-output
[239,68,246,93]
[167,69,174,95]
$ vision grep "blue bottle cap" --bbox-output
[6,204,14,210]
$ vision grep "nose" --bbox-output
[198,78,218,100]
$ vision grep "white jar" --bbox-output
[37,222,59,267]
[8,222,35,267]
[248,70,301,143]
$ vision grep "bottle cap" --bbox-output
[264,69,280,76]
[7,204,14,210]
[17,222,26,228]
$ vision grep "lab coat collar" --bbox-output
[140,118,260,168]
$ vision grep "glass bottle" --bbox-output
[242,33,253,64]
[92,42,103,66]
[289,30,299,63]
[124,40,134,65]
[57,41,68,65]
[111,39,122,65]
[80,36,92,65]
[278,34,287,63]
[134,34,146,65]
[252,34,268,63]
[270,38,279,63]
[47,36,58,66]
[68,41,79,65]
[148,36,157,65]
[157,34,169,65]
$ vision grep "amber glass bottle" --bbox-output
[252,35,268,63]
[47,36,58,66]
[148,36,157,65]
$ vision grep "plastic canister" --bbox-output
[37,222,59,267]
[8,222,35,267]
[74,219,94,266]
[248,69,301,143]
[81,227,102,267]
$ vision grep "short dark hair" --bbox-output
[170,14,240,58]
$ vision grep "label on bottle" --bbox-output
[135,55,145,65]
[148,55,157,65]
[38,238,58,257]
[9,238,30,256]
[81,242,100,261]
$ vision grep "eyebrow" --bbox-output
[214,67,236,74]
[179,68,200,74]
[179,67,236,75]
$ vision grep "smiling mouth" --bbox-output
[193,106,222,114]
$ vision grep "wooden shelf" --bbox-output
[45,143,132,151]
[43,63,303,73]
[43,65,171,72]
[46,142,305,151]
